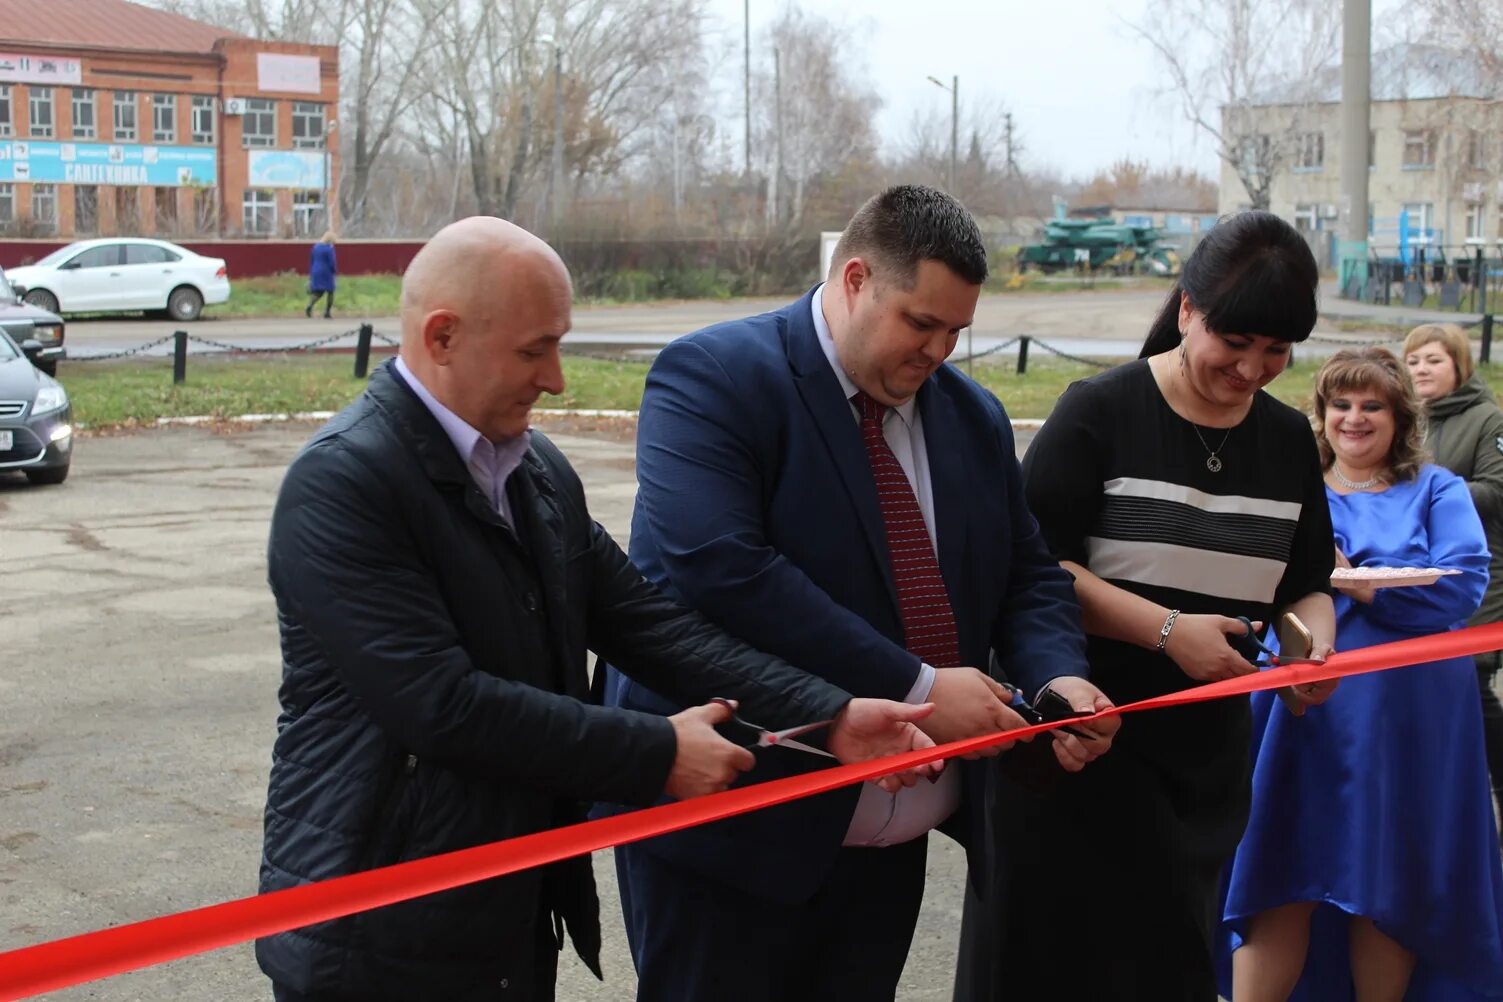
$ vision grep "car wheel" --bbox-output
[23,289,59,314]
[24,463,68,485]
[168,286,203,322]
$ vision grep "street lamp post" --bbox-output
[926,74,958,194]
[322,118,338,234]
[539,34,565,231]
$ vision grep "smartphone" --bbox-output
[1276,611,1315,659]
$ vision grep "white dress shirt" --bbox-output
[812,284,961,846]
[395,356,531,522]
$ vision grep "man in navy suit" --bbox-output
[603,185,1119,1000]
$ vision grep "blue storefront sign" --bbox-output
[0,141,216,186]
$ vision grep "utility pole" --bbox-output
[768,45,782,225]
[1338,0,1371,300]
[743,0,751,177]
[1004,113,1021,176]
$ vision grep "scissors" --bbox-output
[709,697,836,759]
[1001,683,1098,743]
[1234,616,1326,667]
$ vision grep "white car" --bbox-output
[7,238,231,322]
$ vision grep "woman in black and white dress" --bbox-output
[955,211,1338,1001]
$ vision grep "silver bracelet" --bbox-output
[1156,609,1180,651]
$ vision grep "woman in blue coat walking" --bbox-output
[305,231,337,318]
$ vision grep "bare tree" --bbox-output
[1127,0,1339,210]
[752,7,881,226]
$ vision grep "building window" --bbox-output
[152,94,176,144]
[192,186,216,234]
[292,190,325,235]
[28,87,52,138]
[291,102,325,149]
[190,96,214,144]
[1401,201,1434,237]
[0,85,11,137]
[1292,204,1319,232]
[154,187,177,233]
[0,183,13,226]
[114,91,137,142]
[1238,133,1271,176]
[1402,129,1435,169]
[31,183,56,233]
[242,98,277,148]
[117,186,140,233]
[72,89,95,140]
[1294,132,1324,170]
[74,185,98,233]
[243,188,276,234]
[1467,130,1487,171]
[1466,200,1486,241]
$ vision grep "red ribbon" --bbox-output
[4,621,1502,1000]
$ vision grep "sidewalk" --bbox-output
[1318,279,1487,329]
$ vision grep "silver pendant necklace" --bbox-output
[1190,423,1232,473]
[1331,465,1383,490]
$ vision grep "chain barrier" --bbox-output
[68,328,371,361]
[64,334,179,362]
[1027,337,1114,369]
[950,336,1021,365]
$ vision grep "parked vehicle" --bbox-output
[1018,219,1181,276]
[8,238,230,322]
[0,327,72,484]
[0,266,64,376]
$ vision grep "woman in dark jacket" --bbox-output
[1404,321,1503,826]
[305,230,337,318]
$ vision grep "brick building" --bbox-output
[0,0,337,239]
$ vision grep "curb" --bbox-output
[86,410,1048,432]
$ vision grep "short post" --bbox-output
[1016,335,1031,375]
[172,330,188,385]
[1482,314,1494,366]
[354,323,373,379]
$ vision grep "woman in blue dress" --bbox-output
[305,230,337,319]
[1222,347,1503,1001]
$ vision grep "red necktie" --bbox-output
[853,391,963,668]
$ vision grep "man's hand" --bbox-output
[921,666,1033,757]
[828,699,940,793]
[663,700,757,800]
[1163,614,1262,682]
[1036,676,1119,771]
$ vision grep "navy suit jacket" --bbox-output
[602,288,1090,904]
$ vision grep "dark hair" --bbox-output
[830,184,988,287]
[1138,210,1318,359]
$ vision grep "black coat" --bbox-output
[257,361,851,1000]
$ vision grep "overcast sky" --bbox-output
[703,0,1411,182]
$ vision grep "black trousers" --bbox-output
[616,835,928,1001]
[305,290,334,316]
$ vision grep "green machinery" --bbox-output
[1017,218,1181,276]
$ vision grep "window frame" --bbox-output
[113,91,138,142]
[242,187,277,234]
[71,88,95,140]
[1401,129,1435,169]
[28,86,53,139]
[1293,131,1324,171]
[151,94,176,144]
[291,102,325,149]
[0,84,12,137]
[241,98,277,149]
[190,95,215,145]
[30,183,57,233]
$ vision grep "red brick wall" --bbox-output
[0,239,420,276]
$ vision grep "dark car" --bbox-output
[0,265,64,376]
[0,328,72,484]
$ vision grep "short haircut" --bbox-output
[1313,347,1428,483]
[830,185,988,288]
[1402,322,1473,384]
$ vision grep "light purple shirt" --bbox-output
[396,356,531,523]
[813,284,959,846]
